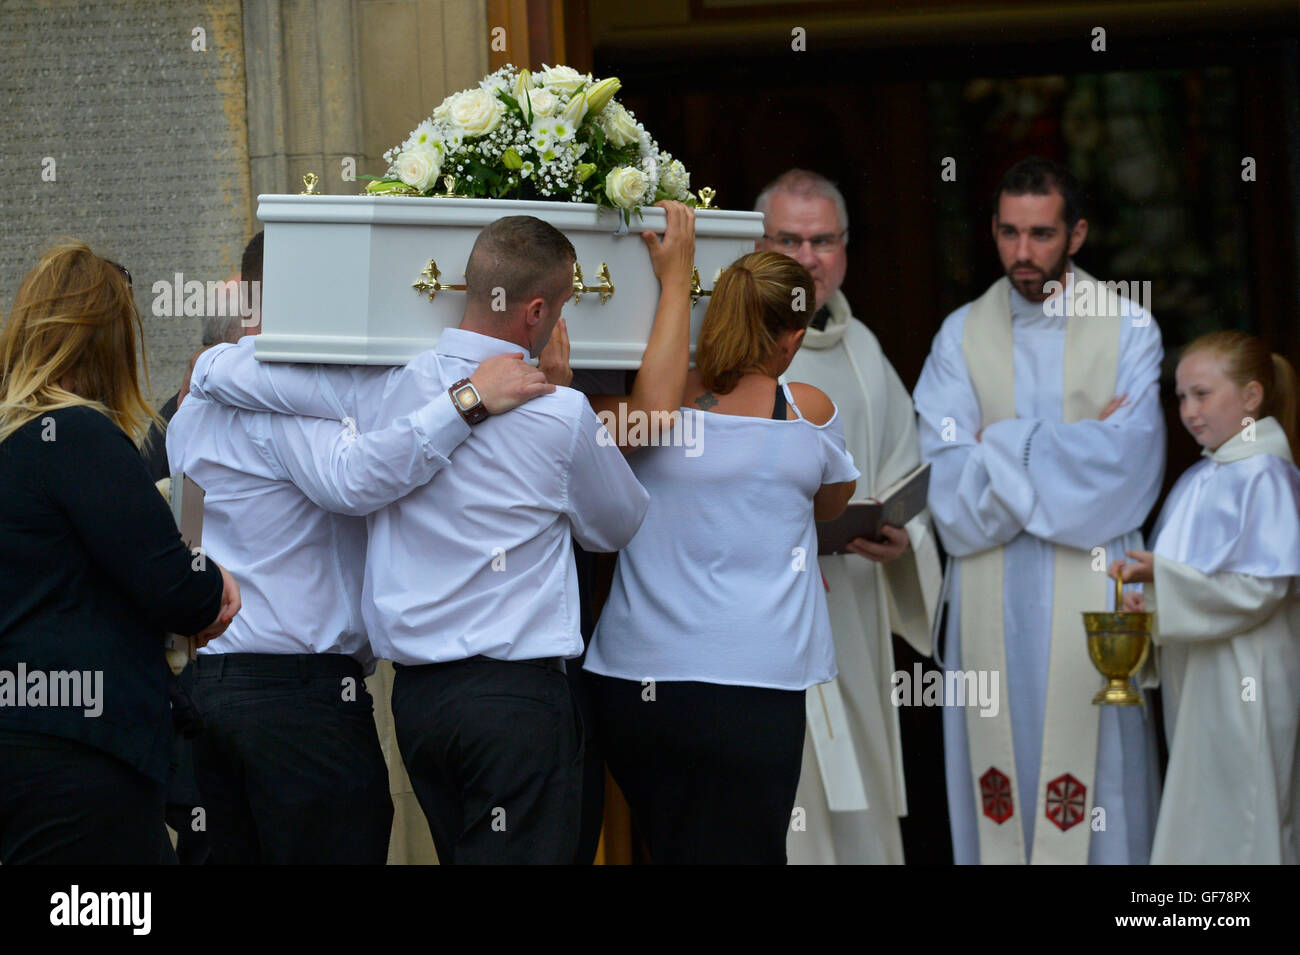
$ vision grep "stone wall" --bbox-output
[1,0,488,408]
[242,0,488,210]
[0,0,253,404]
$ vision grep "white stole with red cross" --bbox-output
[959,270,1122,864]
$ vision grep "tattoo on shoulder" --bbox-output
[693,391,718,410]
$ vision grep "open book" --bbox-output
[816,463,930,555]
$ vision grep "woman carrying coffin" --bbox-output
[1110,330,1300,864]
[582,246,858,864]
[0,241,241,864]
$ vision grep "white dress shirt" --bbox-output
[190,329,650,664]
[168,363,474,662]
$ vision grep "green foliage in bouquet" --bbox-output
[366,64,695,221]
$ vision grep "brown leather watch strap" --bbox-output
[449,378,489,426]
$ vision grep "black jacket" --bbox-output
[0,406,223,782]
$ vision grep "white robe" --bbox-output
[912,279,1165,864]
[782,291,942,865]
[1146,416,1300,864]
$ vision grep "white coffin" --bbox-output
[255,195,764,367]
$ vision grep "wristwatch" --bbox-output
[449,378,489,426]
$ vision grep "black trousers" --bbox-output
[586,672,806,865]
[192,653,392,865]
[0,728,176,864]
[392,656,583,864]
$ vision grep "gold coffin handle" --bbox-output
[572,262,614,304]
[412,259,467,302]
[690,265,716,307]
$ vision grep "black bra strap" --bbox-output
[771,383,788,420]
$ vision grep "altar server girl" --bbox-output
[1111,330,1300,864]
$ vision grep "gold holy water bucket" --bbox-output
[1081,575,1153,706]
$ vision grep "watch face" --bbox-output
[455,385,478,410]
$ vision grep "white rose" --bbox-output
[432,94,455,121]
[447,88,505,136]
[660,156,690,200]
[527,87,560,117]
[536,63,589,95]
[395,143,442,191]
[605,166,649,209]
[602,103,640,147]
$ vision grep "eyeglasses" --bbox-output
[761,230,847,254]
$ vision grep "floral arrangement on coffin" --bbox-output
[364,63,695,220]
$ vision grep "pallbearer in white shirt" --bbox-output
[754,169,943,865]
[913,158,1165,864]
[189,211,694,863]
[584,250,859,864]
[169,326,550,864]
[1111,331,1300,864]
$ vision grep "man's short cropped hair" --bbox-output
[464,215,576,312]
[754,169,849,235]
[993,157,1086,232]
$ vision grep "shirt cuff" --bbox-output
[409,392,472,462]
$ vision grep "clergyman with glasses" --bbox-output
[756,169,941,865]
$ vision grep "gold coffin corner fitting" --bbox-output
[689,266,716,307]
[413,259,615,305]
[1081,573,1154,706]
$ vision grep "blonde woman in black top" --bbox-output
[0,241,240,863]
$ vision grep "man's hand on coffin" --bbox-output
[539,317,572,387]
[470,351,556,414]
[641,200,695,289]
[846,523,909,562]
[194,563,242,647]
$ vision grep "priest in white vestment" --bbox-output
[757,170,942,865]
[912,158,1164,864]
[1112,334,1300,864]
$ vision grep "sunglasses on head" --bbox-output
[102,258,132,288]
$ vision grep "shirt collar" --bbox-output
[1205,415,1293,465]
[800,291,850,349]
[436,327,534,364]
